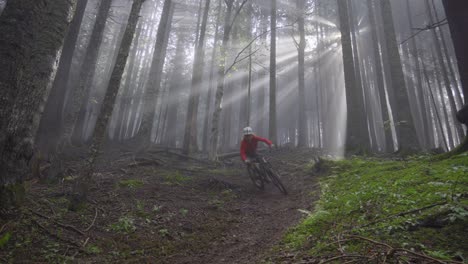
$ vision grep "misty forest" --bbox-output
[0,0,467,263]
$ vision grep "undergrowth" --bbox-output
[284,153,468,263]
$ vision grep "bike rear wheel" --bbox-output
[247,165,264,190]
[265,167,288,195]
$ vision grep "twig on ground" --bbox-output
[342,235,463,264]
[31,218,82,248]
[356,201,446,229]
[82,237,90,248]
[42,198,57,216]
[0,222,9,234]
[90,200,106,214]
[63,246,70,257]
[321,254,368,263]
[393,248,463,264]
[84,208,98,232]
[347,235,393,249]
[30,209,85,236]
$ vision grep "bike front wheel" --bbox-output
[247,165,264,190]
[266,167,288,195]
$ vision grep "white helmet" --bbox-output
[243,126,253,135]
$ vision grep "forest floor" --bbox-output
[0,147,321,263]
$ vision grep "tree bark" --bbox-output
[164,33,185,147]
[269,0,277,145]
[296,0,307,147]
[367,0,393,152]
[35,0,89,156]
[425,0,464,141]
[70,0,145,207]
[202,0,222,153]
[182,0,211,154]
[0,0,77,208]
[337,0,369,154]
[62,0,113,146]
[209,0,234,159]
[380,0,419,152]
[137,0,174,147]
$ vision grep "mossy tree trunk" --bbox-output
[0,0,77,209]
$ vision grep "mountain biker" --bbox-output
[240,127,273,167]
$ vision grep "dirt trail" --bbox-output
[0,149,320,263]
[175,152,319,264]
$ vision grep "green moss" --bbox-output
[206,168,239,176]
[118,179,144,189]
[285,153,468,261]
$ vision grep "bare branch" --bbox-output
[229,0,249,33]
[224,21,298,75]
[400,18,447,45]
[225,48,259,74]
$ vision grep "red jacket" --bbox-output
[240,135,272,161]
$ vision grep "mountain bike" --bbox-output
[246,156,288,195]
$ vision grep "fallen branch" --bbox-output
[392,247,461,264]
[30,209,85,236]
[356,201,447,229]
[347,235,392,249]
[84,208,98,232]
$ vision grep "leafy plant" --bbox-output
[110,216,136,233]
[179,208,188,217]
[152,204,163,212]
[0,232,11,248]
[163,171,190,185]
[86,244,102,254]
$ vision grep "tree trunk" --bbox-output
[137,0,174,147]
[269,0,277,145]
[380,0,419,152]
[202,0,222,153]
[432,49,455,149]
[209,0,234,159]
[0,0,77,208]
[442,1,468,131]
[367,0,393,152]
[164,33,185,147]
[62,0,113,146]
[115,23,143,140]
[70,0,145,208]
[182,0,211,154]
[35,0,89,156]
[296,0,307,147]
[425,0,465,141]
[405,0,430,149]
[337,0,369,154]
